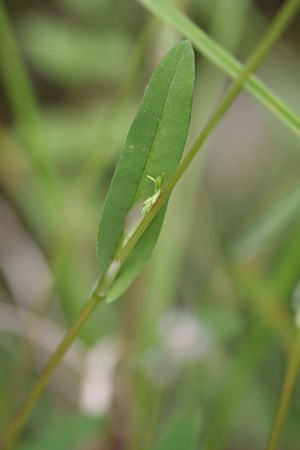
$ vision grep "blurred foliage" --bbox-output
[17,414,103,450]
[0,0,300,449]
[18,14,132,86]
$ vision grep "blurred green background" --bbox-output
[0,0,300,449]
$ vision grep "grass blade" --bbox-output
[138,0,300,136]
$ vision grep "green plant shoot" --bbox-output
[141,172,165,217]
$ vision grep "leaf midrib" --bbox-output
[106,45,188,272]
[133,45,187,204]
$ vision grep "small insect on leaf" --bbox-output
[141,172,165,217]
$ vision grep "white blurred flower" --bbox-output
[291,280,300,328]
[144,308,215,385]
[79,337,120,416]
[158,309,214,364]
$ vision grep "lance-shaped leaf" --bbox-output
[97,40,195,302]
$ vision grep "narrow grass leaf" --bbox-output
[97,40,194,302]
[138,0,300,136]
[233,184,300,259]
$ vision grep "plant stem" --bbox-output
[1,289,105,450]
[1,0,299,448]
[266,329,300,450]
[138,0,300,136]
[117,0,300,266]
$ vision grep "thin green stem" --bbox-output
[1,288,105,450]
[118,0,300,268]
[1,0,299,448]
[138,0,300,136]
[266,329,300,450]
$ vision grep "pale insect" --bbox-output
[141,172,165,217]
[122,172,165,247]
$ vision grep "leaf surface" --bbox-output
[150,414,201,450]
[97,40,194,302]
[17,414,102,450]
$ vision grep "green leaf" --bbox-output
[150,414,201,450]
[97,40,194,302]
